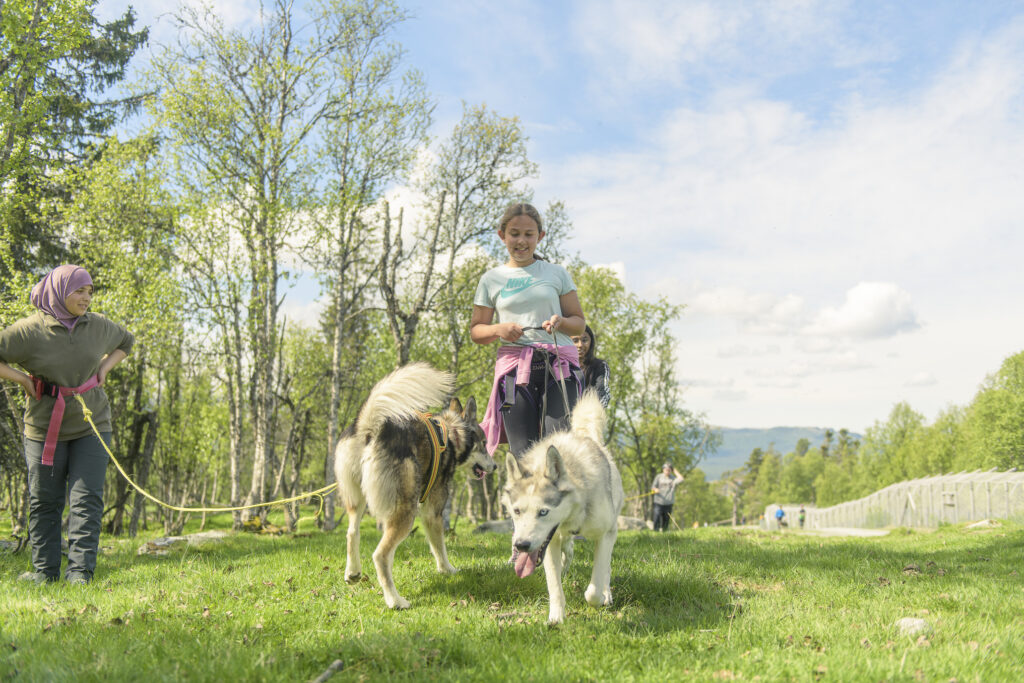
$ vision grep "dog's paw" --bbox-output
[385,595,411,610]
[345,572,362,584]
[585,584,613,607]
[438,564,458,575]
[547,609,565,625]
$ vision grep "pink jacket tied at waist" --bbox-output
[34,374,100,466]
[480,343,580,455]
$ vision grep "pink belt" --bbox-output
[33,375,100,466]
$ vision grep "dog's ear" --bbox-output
[462,396,477,421]
[449,397,463,414]
[505,453,524,481]
[544,445,567,482]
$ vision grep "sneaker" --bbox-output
[18,571,56,584]
[65,573,91,585]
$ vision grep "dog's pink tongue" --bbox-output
[514,550,538,578]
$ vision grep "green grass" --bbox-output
[2,516,1022,682]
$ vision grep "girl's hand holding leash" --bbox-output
[541,314,562,334]
[497,322,525,343]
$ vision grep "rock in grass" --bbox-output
[137,530,230,555]
[965,519,1001,529]
[895,617,931,636]
[617,516,648,531]
[473,519,513,534]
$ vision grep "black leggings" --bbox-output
[500,358,581,457]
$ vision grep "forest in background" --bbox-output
[718,348,1024,523]
[0,0,717,536]
[2,0,1022,535]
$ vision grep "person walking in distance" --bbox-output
[651,462,683,532]
[0,265,133,584]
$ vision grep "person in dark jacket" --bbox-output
[572,324,610,407]
[0,265,133,584]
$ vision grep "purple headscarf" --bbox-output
[30,265,93,330]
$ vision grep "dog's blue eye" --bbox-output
[538,509,548,517]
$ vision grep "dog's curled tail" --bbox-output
[570,390,607,443]
[356,361,455,438]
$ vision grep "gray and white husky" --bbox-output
[335,362,496,610]
[502,390,624,624]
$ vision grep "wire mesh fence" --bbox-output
[763,469,1024,530]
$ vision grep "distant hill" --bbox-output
[696,427,860,481]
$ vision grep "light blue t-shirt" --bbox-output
[473,260,576,347]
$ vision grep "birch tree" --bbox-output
[377,104,536,369]
[150,0,378,522]
[56,136,177,535]
[301,0,430,528]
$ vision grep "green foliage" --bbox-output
[855,402,926,494]
[960,351,1024,469]
[676,468,732,526]
[0,0,148,276]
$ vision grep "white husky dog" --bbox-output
[502,390,624,624]
[335,362,496,609]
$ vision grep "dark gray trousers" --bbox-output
[652,503,674,532]
[24,432,110,581]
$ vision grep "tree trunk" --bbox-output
[128,411,157,537]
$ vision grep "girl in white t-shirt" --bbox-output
[471,203,586,457]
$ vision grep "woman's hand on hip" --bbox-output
[19,374,39,400]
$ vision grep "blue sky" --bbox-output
[101,0,1024,432]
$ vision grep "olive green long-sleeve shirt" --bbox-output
[0,311,134,441]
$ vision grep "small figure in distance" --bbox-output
[774,505,787,529]
[651,462,683,532]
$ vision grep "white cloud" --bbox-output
[279,296,326,329]
[716,344,781,359]
[571,1,746,87]
[591,261,627,283]
[567,0,868,95]
[905,371,938,388]
[794,336,841,354]
[552,20,1024,295]
[683,377,736,389]
[681,281,919,341]
[687,286,808,335]
[712,388,749,402]
[804,282,919,340]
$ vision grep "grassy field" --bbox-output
[1,514,1022,682]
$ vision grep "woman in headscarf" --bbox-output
[0,265,133,584]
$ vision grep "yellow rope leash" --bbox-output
[625,490,657,502]
[73,394,338,518]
